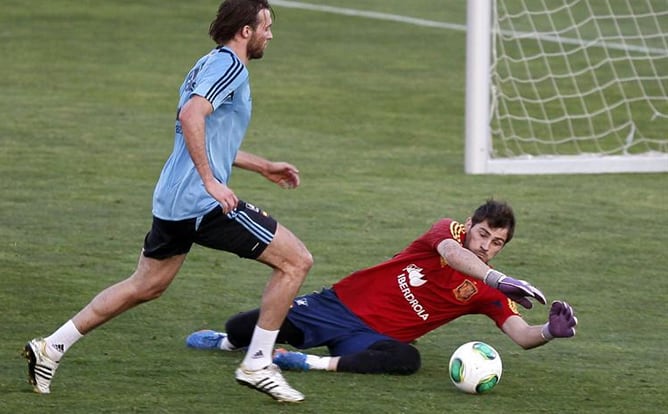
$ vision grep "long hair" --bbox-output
[209,0,273,45]
[470,199,516,243]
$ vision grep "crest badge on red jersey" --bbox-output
[453,280,478,302]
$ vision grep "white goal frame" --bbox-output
[464,0,668,174]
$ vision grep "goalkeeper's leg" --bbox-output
[336,340,421,375]
[225,308,305,349]
[273,340,421,375]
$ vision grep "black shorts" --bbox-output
[143,200,278,260]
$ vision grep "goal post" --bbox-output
[465,0,668,174]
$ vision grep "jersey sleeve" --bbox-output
[483,294,522,329]
[405,218,466,254]
[192,51,248,111]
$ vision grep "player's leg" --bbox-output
[24,215,194,394]
[185,308,305,350]
[223,307,306,348]
[24,253,186,394]
[224,309,262,348]
[272,290,415,373]
[336,340,421,375]
[234,224,312,402]
[194,202,312,402]
[275,340,421,375]
[250,223,312,328]
[73,253,187,333]
[184,309,261,351]
[194,203,312,365]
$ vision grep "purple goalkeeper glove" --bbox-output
[484,269,547,309]
[541,300,578,340]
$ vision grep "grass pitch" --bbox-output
[1,1,666,413]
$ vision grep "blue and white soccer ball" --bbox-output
[448,341,503,394]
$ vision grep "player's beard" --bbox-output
[247,34,267,60]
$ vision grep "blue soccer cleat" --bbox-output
[186,330,227,350]
[272,348,309,371]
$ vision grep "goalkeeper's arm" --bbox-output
[502,301,578,349]
[437,239,546,309]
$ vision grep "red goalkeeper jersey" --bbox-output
[332,218,520,343]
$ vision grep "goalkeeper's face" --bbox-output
[463,219,508,264]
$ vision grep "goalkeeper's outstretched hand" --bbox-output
[541,300,578,339]
[484,269,547,309]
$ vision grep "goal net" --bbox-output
[465,0,668,174]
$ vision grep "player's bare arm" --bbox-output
[180,95,238,212]
[179,95,215,185]
[501,315,546,349]
[437,237,546,309]
[234,151,300,189]
[437,238,491,280]
[502,300,578,349]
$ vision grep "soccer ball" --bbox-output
[448,341,503,394]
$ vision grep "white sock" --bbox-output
[44,320,83,360]
[242,326,278,370]
[305,355,333,370]
[219,335,238,351]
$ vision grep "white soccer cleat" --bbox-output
[235,363,304,403]
[23,338,60,394]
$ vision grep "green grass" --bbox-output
[1,1,667,413]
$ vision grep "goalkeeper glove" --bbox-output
[541,300,578,340]
[484,269,547,309]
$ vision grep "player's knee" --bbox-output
[134,282,169,302]
[127,272,172,302]
[389,344,421,375]
[295,247,313,276]
[281,244,313,281]
[129,255,183,302]
[264,229,313,280]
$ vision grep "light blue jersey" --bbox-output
[152,46,251,220]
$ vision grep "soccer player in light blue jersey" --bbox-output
[24,0,311,403]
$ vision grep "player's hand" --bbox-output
[205,180,238,214]
[484,269,547,309]
[264,161,300,189]
[542,300,577,339]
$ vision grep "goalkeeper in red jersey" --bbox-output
[187,199,577,374]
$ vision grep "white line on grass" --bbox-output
[271,0,466,31]
[271,0,668,56]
